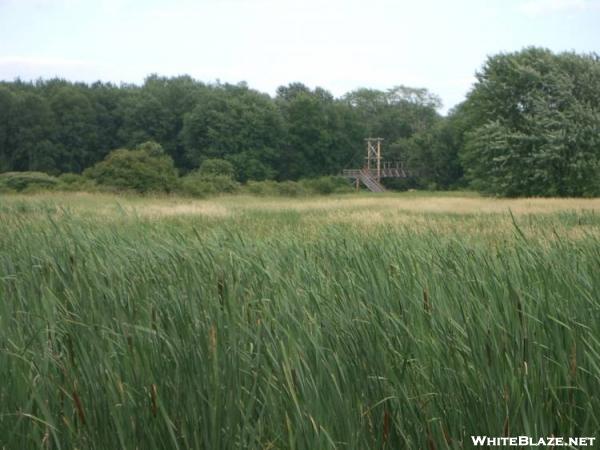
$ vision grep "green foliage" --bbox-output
[83,147,178,193]
[198,158,235,178]
[300,176,353,195]
[275,180,307,197]
[276,84,366,180]
[57,173,96,192]
[392,112,465,189]
[242,177,352,196]
[460,47,600,197]
[3,50,600,196]
[179,161,239,197]
[243,180,280,196]
[181,84,283,171]
[58,173,87,185]
[179,172,239,197]
[0,77,447,188]
[226,150,277,182]
[136,140,166,157]
[243,179,308,196]
[0,171,59,191]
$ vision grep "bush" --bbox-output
[58,173,86,185]
[179,172,239,198]
[57,173,96,192]
[83,148,179,193]
[198,159,235,178]
[0,172,59,192]
[300,176,353,195]
[243,178,351,197]
[243,180,280,196]
[275,181,307,197]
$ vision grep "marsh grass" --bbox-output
[1,192,599,449]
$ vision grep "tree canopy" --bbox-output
[460,47,600,197]
[1,47,599,196]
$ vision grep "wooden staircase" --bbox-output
[342,168,392,192]
[358,169,385,192]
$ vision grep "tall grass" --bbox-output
[0,196,599,449]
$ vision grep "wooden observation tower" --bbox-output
[342,138,408,192]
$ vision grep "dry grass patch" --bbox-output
[135,202,231,218]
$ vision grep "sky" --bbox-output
[0,0,599,113]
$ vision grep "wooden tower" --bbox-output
[342,138,408,192]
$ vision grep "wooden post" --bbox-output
[376,138,381,182]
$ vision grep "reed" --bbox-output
[0,192,599,449]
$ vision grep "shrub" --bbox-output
[179,177,217,197]
[83,148,179,193]
[0,172,59,192]
[301,176,353,195]
[58,173,86,185]
[179,171,239,198]
[57,173,96,192]
[198,159,235,178]
[276,181,307,197]
[243,180,280,196]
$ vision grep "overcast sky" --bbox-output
[0,0,598,112]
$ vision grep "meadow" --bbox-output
[1,191,599,449]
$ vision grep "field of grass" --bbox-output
[1,191,599,449]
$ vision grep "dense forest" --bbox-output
[1,47,599,196]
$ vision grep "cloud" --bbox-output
[519,0,600,15]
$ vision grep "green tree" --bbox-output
[48,85,98,172]
[226,149,277,182]
[0,87,15,172]
[88,81,124,163]
[142,75,205,168]
[343,86,441,142]
[198,158,235,177]
[181,83,283,178]
[6,90,57,173]
[394,106,466,189]
[117,90,174,151]
[84,146,178,193]
[460,47,600,197]
[276,84,364,179]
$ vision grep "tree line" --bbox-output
[1,47,599,196]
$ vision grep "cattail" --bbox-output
[151,306,157,331]
[516,296,523,327]
[66,334,75,367]
[569,342,577,380]
[503,415,509,437]
[423,288,431,313]
[443,426,452,445]
[427,430,437,450]
[522,335,529,375]
[209,326,217,354]
[42,426,50,448]
[217,276,225,302]
[150,384,158,417]
[383,408,391,443]
[72,388,85,426]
